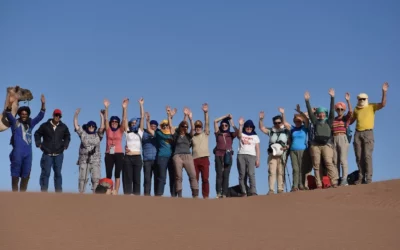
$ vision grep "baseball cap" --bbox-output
[53,109,62,116]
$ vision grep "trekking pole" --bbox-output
[283,149,291,192]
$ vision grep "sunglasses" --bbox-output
[221,124,229,127]
[336,108,344,111]
[195,126,202,129]
[54,114,62,118]
[181,125,188,128]
[274,122,282,125]
[88,125,95,128]
[111,120,118,123]
[359,98,366,101]
[161,124,168,127]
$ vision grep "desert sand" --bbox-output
[1,179,399,250]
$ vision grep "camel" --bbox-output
[0,86,33,132]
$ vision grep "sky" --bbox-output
[0,0,399,197]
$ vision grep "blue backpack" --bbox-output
[343,116,353,143]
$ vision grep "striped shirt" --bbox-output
[332,112,352,134]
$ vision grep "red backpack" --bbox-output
[307,175,317,190]
[322,176,331,188]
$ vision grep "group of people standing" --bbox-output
[4,82,389,198]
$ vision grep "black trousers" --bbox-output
[123,155,143,195]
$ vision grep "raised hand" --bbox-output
[41,94,45,104]
[228,114,233,119]
[329,88,335,97]
[170,107,177,117]
[259,111,265,119]
[304,91,310,100]
[138,97,144,105]
[295,104,301,113]
[103,99,110,108]
[382,82,389,91]
[202,103,208,112]
[183,107,190,116]
[100,109,105,116]
[345,92,350,101]
[188,111,193,120]
[75,108,81,115]
[278,107,284,114]
[238,117,244,125]
[166,105,171,114]
[122,98,129,108]
[145,112,150,121]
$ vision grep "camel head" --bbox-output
[7,86,33,102]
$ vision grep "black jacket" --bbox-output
[34,119,71,155]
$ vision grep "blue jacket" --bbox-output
[7,108,45,150]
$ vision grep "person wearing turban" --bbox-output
[332,93,353,186]
[349,82,389,184]
[304,88,339,188]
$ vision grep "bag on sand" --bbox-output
[322,176,331,188]
[307,175,317,190]
[347,170,359,185]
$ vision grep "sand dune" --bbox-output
[1,180,399,250]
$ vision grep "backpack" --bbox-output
[307,175,317,190]
[269,128,290,146]
[322,176,331,188]
[347,170,359,185]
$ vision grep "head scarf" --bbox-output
[316,107,328,121]
[357,93,369,108]
[150,120,158,126]
[219,118,231,133]
[159,119,171,135]
[335,102,347,110]
[129,118,141,133]
[83,121,97,134]
[109,116,121,131]
[242,119,256,135]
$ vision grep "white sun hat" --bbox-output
[270,143,284,156]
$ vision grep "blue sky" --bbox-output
[0,0,399,197]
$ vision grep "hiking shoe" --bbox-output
[291,187,299,192]
[277,190,284,194]
[240,193,247,197]
[267,190,274,195]
[340,179,349,186]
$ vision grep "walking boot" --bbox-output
[177,190,183,197]
[20,177,30,192]
[192,189,199,198]
[12,177,19,192]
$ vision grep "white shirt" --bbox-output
[125,129,144,153]
[237,134,260,156]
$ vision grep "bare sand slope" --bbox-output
[1,180,400,250]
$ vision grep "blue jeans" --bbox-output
[155,156,176,197]
[40,153,64,192]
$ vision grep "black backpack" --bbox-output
[347,170,359,185]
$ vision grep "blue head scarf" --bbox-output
[219,118,231,133]
[242,119,257,135]
[83,121,97,134]
[316,107,328,121]
[129,118,141,133]
[150,120,158,126]
[109,116,121,131]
